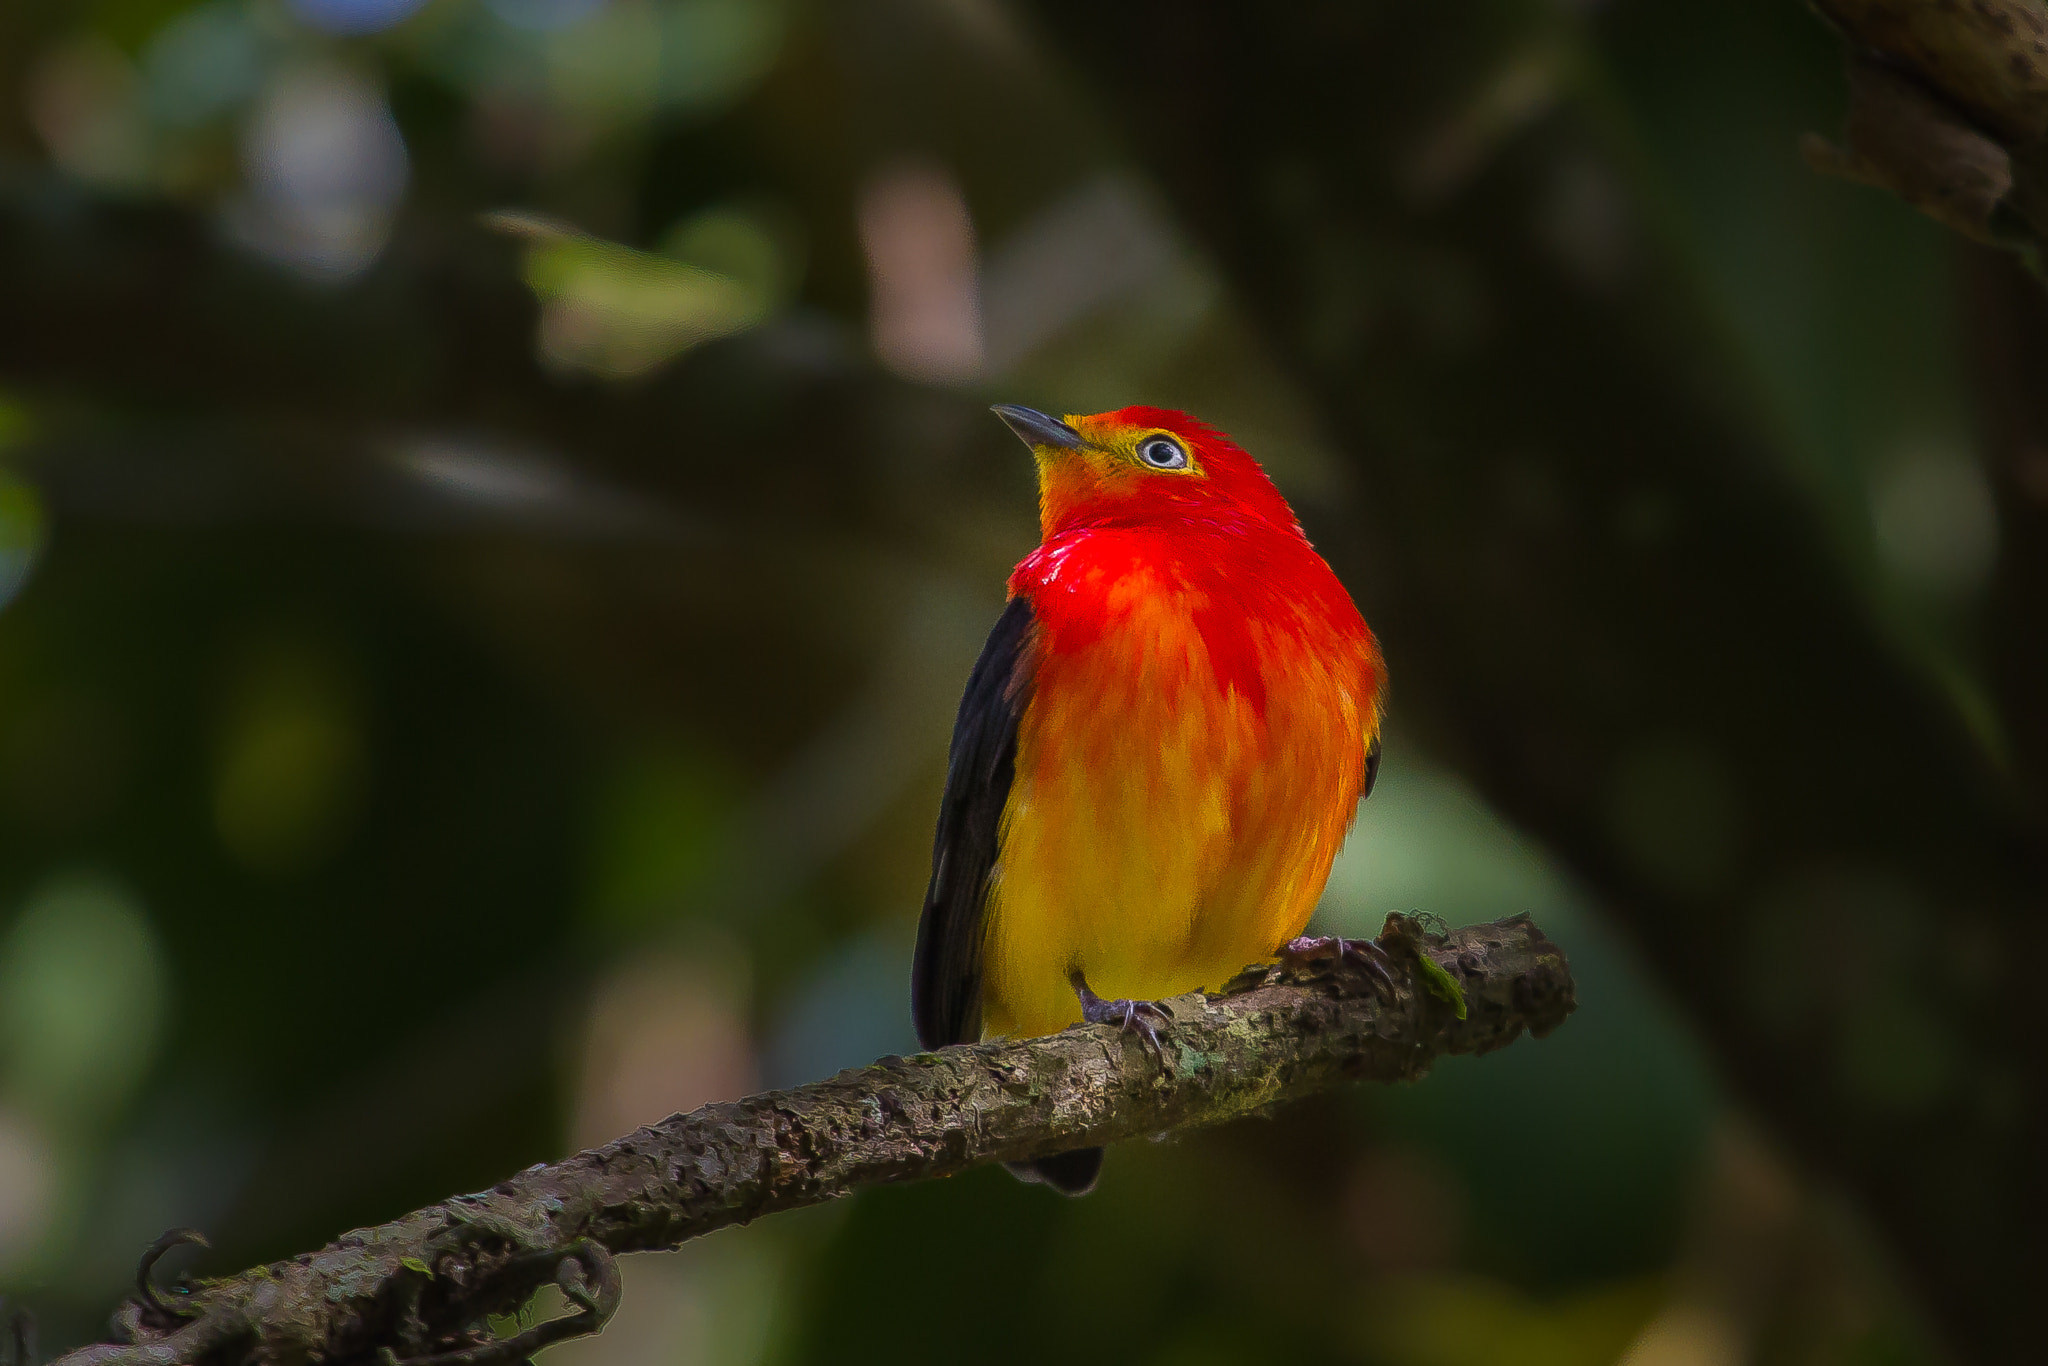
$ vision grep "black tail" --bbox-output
[1005,1147,1103,1196]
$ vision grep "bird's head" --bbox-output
[991,404,1300,539]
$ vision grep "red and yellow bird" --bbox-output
[913,405,1385,1193]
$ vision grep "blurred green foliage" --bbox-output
[0,0,2007,1364]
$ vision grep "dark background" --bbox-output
[0,1,2041,1364]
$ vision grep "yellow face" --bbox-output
[1034,414,1210,534]
[991,403,1284,536]
[1059,414,1206,481]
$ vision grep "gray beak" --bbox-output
[991,404,1084,449]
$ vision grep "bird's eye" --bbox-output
[1137,436,1188,469]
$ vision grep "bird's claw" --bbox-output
[1090,996,1172,1056]
[1279,934,1398,994]
[1071,971,1172,1058]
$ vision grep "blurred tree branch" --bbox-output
[48,916,1571,1366]
[1803,0,2048,266]
[0,179,968,545]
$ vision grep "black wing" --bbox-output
[912,595,1036,1049]
[1363,735,1382,802]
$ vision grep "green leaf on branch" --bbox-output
[1414,952,1468,1020]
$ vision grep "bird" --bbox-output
[912,404,1385,1195]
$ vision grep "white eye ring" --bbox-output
[1137,435,1188,469]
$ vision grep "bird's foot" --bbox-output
[1070,971,1172,1058]
[1279,934,1397,995]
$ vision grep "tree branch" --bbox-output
[54,915,1570,1366]
[1805,0,2048,264]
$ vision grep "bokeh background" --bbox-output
[1,1,2043,1364]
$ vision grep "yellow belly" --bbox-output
[978,591,1370,1041]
